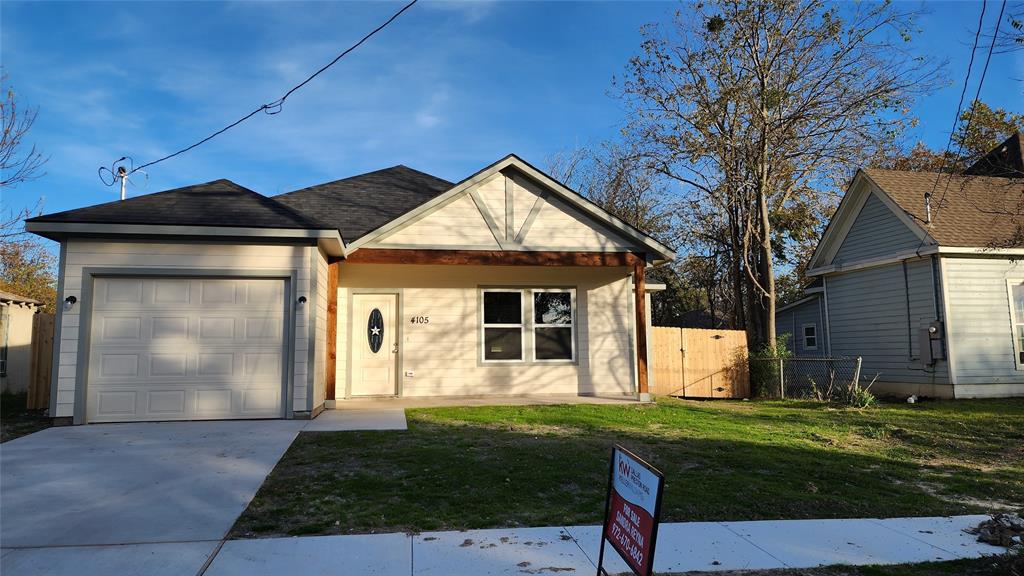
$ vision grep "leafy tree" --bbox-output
[617,0,941,347]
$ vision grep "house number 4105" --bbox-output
[410,316,430,324]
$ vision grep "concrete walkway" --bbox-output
[3,515,1002,575]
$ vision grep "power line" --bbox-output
[928,0,1007,224]
[101,0,418,184]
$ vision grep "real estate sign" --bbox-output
[597,445,665,576]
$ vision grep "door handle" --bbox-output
[392,343,399,354]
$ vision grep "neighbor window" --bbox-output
[802,324,817,351]
[481,288,576,363]
[533,290,575,361]
[482,290,524,361]
[1009,282,1024,368]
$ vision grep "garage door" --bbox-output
[87,277,287,422]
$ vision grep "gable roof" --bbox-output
[863,168,1024,248]
[0,289,40,305]
[965,132,1024,178]
[349,154,676,263]
[27,179,330,230]
[274,165,452,243]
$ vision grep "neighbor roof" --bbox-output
[863,168,1024,248]
[273,165,453,242]
[0,289,40,305]
[27,179,332,230]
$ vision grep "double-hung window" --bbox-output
[482,290,525,361]
[802,324,817,351]
[1009,282,1024,368]
[481,288,575,363]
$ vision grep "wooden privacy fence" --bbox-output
[27,312,54,410]
[651,327,750,399]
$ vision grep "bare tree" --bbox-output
[1,74,47,189]
[617,0,942,348]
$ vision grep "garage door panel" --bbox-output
[88,277,286,422]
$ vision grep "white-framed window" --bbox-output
[480,288,576,363]
[1008,281,1024,369]
[481,289,525,362]
[802,324,817,351]
[532,289,575,362]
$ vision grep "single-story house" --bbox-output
[1,290,42,394]
[26,154,674,424]
[777,133,1024,399]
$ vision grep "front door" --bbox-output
[350,293,398,396]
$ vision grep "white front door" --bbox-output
[350,293,398,396]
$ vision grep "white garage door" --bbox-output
[87,277,287,422]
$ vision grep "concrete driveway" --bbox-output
[1,420,305,575]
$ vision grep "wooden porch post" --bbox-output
[634,256,650,400]
[325,260,340,402]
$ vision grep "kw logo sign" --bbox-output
[597,446,664,576]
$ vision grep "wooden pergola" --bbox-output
[324,249,650,401]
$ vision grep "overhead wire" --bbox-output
[100,0,418,185]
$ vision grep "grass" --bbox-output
[1,392,51,443]
[231,397,1024,539]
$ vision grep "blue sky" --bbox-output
[2,0,1022,230]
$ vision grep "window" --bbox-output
[482,290,524,361]
[1009,282,1024,368]
[802,324,817,351]
[480,288,576,363]
[533,290,575,361]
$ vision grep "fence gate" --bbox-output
[651,327,749,399]
[27,312,54,410]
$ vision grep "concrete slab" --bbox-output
[0,541,219,576]
[870,515,1005,559]
[723,518,959,568]
[332,394,642,410]
[413,527,594,575]
[205,533,410,576]
[567,523,787,574]
[1,420,304,547]
[305,409,407,431]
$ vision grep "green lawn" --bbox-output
[1,392,52,443]
[230,397,1024,538]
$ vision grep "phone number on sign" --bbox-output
[608,521,644,567]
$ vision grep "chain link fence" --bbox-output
[749,356,865,402]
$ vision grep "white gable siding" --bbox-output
[374,194,500,249]
[942,257,1024,396]
[53,240,314,418]
[334,264,635,398]
[368,171,637,252]
[825,259,951,395]
[833,193,921,265]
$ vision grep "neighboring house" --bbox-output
[779,133,1024,399]
[0,290,41,394]
[26,154,674,424]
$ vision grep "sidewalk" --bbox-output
[2,515,1004,575]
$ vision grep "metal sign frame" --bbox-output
[597,444,665,576]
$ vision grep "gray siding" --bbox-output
[943,257,1024,394]
[833,193,921,265]
[776,296,827,357]
[826,259,950,386]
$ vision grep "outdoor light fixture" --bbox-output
[297,296,307,305]
[63,295,77,310]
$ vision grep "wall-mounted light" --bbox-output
[297,296,307,305]
[63,295,77,310]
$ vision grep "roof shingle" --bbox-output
[27,179,330,230]
[863,168,1024,248]
[273,165,453,242]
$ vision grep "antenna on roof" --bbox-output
[99,156,146,200]
[924,190,932,225]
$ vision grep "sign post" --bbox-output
[597,445,665,576]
